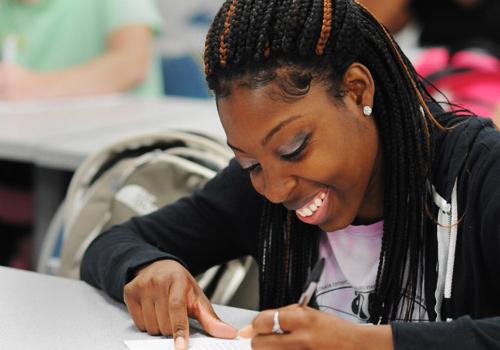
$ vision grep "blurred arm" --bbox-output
[0,25,153,100]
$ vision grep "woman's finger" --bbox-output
[155,297,172,336]
[168,280,190,349]
[142,300,160,335]
[252,305,305,335]
[124,297,146,332]
[193,296,237,339]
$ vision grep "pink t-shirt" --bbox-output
[316,221,383,323]
[316,220,428,323]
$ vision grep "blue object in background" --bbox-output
[189,11,213,26]
[161,55,210,99]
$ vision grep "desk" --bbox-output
[0,267,257,350]
[0,95,225,170]
[0,95,226,263]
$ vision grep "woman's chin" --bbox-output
[317,214,352,232]
[317,219,339,232]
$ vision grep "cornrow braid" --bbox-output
[204,0,439,322]
[232,0,252,64]
[315,0,333,55]
[297,0,324,57]
[246,0,268,60]
[279,0,309,53]
[204,1,232,75]
[219,0,238,66]
[270,0,289,52]
[256,0,278,59]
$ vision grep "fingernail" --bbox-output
[175,337,186,350]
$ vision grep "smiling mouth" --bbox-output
[296,190,327,217]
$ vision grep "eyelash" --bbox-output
[281,134,311,161]
[242,134,311,173]
[242,163,261,173]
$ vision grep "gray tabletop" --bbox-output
[0,267,257,350]
[0,95,225,170]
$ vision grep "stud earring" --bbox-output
[363,106,372,116]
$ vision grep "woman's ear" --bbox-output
[341,63,375,109]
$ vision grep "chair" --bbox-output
[161,55,210,99]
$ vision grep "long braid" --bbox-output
[205,0,436,321]
[353,10,430,320]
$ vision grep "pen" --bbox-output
[298,257,325,306]
[237,257,325,338]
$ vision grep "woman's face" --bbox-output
[217,66,383,232]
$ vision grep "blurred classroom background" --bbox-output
[1,0,499,310]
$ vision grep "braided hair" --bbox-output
[204,0,439,323]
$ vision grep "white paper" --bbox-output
[125,337,252,350]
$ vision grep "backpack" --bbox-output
[415,47,500,117]
[38,130,255,306]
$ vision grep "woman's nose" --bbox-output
[254,167,297,204]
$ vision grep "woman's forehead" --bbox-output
[218,81,342,143]
[218,81,310,122]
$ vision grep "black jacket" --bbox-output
[81,114,500,349]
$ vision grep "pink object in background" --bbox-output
[415,48,500,118]
[0,185,33,224]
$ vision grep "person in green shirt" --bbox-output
[0,0,163,100]
[0,0,163,269]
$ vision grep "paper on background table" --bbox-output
[125,337,252,350]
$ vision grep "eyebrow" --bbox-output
[227,114,304,152]
[262,114,304,146]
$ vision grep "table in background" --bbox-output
[0,266,256,350]
[0,94,224,169]
[0,95,226,264]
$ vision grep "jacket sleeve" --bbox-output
[392,128,500,350]
[80,159,264,302]
[391,316,500,350]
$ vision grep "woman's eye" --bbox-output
[242,163,261,173]
[281,135,310,161]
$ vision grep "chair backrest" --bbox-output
[59,130,231,278]
[39,130,256,306]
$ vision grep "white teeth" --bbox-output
[297,191,328,218]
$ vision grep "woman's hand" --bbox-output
[243,304,393,350]
[0,63,44,101]
[123,260,237,349]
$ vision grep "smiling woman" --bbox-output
[206,0,431,321]
[81,1,500,350]
[218,72,381,232]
